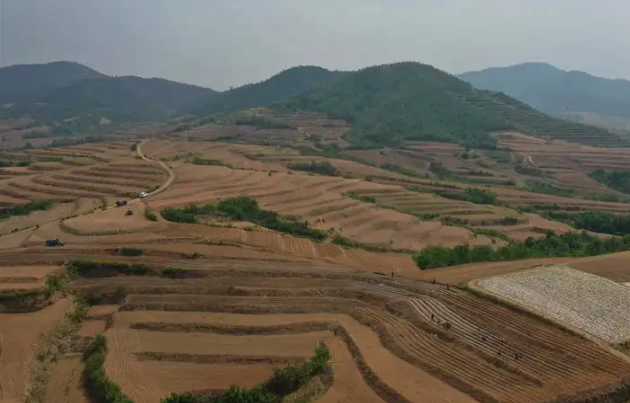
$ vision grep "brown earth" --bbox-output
[0,299,72,402]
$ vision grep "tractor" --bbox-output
[126,207,134,216]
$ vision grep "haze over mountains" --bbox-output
[460,63,630,133]
[1,60,628,147]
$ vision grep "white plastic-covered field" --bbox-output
[477,265,630,344]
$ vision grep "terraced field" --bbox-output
[476,265,630,344]
[0,299,72,402]
[65,269,630,403]
[0,142,165,210]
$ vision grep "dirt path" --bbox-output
[136,139,175,197]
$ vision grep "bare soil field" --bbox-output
[67,269,630,403]
[476,265,630,344]
[43,356,89,403]
[0,299,71,402]
[77,319,107,337]
[62,200,161,235]
[6,135,630,403]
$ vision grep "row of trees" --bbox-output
[414,231,630,269]
[543,211,630,236]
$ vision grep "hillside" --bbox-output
[25,76,215,122]
[0,61,107,104]
[460,63,630,130]
[0,61,216,123]
[273,62,624,148]
[194,66,346,116]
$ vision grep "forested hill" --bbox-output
[0,61,107,104]
[26,76,215,122]
[0,61,216,123]
[272,62,623,148]
[460,63,630,121]
[193,66,347,116]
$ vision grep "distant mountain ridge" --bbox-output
[192,66,347,116]
[1,60,625,148]
[459,63,630,131]
[0,61,216,122]
[0,61,107,104]
[272,62,624,148]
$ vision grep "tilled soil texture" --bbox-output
[0,299,72,402]
[71,272,630,403]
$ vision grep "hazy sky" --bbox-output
[1,0,629,90]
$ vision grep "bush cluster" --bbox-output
[162,345,330,403]
[144,208,158,222]
[415,231,630,269]
[161,197,327,241]
[68,260,151,277]
[0,200,53,220]
[119,247,143,257]
[436,188,498,205]
[287,160,340,176]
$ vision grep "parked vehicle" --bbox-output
[45,238,64,247]
[138,191,149,198]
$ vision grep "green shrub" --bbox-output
[161,207,197,223]
[287,160,340,176]
[144,208,158,222]
[119,248,143,257]
[161,267,187,278]
[347,192,376,203]
[436,188,498,205]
